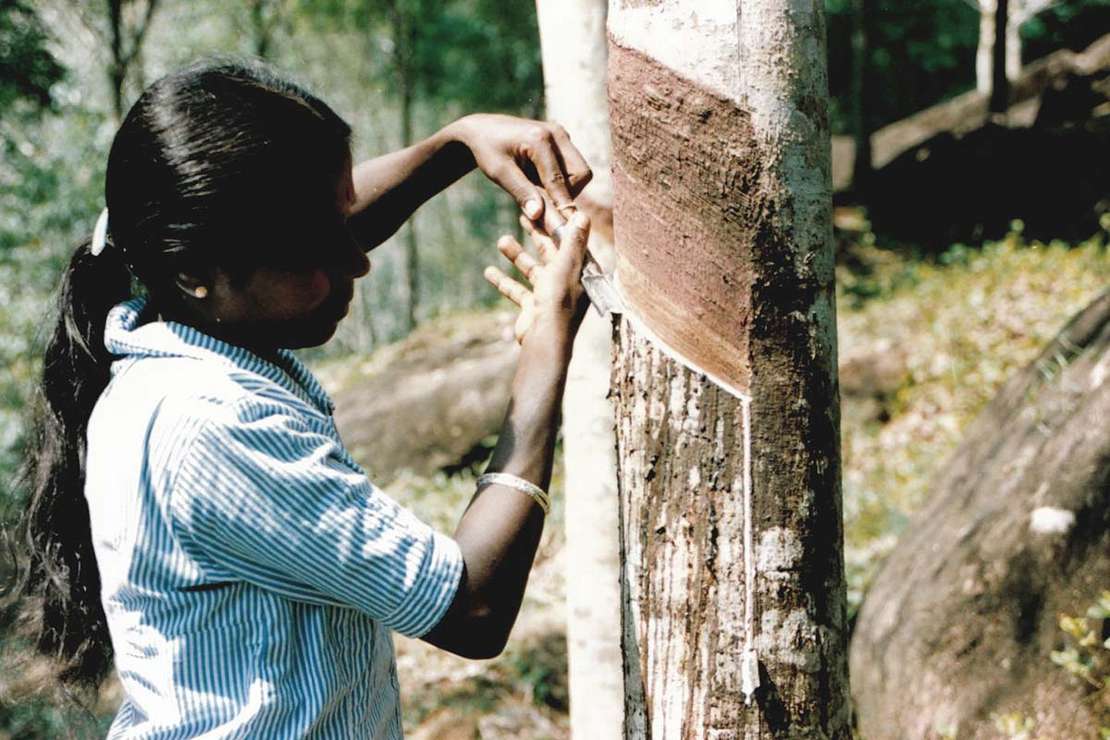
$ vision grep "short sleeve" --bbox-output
[167,395,464,638]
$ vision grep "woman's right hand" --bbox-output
[483,209,591,347]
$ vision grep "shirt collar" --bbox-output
[104,295,336,416]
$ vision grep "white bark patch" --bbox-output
[738,0,834,283]
[1029,506,1076,535]
[608,2,739,102]
[755,608,821,673]
[756,526,804,577]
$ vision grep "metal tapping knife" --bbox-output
[551,208,624,318]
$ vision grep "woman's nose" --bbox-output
[349,246,371,279]
[340,233,371,279]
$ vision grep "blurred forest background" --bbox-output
[1,0,1108,737]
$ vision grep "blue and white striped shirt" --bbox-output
[85,295,464,738]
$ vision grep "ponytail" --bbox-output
[3,57,353,690]
[6,232,134,686]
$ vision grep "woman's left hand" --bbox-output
[450,113,593,224]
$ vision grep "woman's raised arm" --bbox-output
[346,113,593,249]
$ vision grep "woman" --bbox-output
[11,59,592,737]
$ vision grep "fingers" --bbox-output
[554,211,591,274]
[497,235,539,280]
[519,215,558,264]
[483,265,532,307]
[518,126,576,214]
[534,189,569,237]
[487,158,547,222]
[549,124,593,198]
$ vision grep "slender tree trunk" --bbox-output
[107,0,126,122]
[990,0,1011,114]
[248,0,274,59]
[1006,16,1021,83]
[534,2,622,738]
[400,80,419,332]
[391,8,419,332]
[608,1,849,735]
[104,0,159,122]
[851,0,872,192]
[977,0,1023,96]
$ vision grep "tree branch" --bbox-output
[120,0,159,69]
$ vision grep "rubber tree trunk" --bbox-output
[607,2,850,735]
[534,2,623,738]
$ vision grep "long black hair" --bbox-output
[4,57,352,687]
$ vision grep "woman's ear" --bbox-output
[174,270,210,300]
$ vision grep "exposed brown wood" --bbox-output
[608,42,759,397]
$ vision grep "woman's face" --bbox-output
[198,156,371,353]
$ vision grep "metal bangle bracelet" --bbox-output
[476,472,550,515]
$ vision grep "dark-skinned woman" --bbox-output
[11,59,591,738]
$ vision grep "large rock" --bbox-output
[850,290,1110,738]
[327,310,519,483]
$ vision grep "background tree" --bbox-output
[246,0,290,60]
[989,0,1011,113]
[973,0,1058,95]
[301,0,543,331]
[850,0,873,189]
[608,0,849,734]
[534,1,622,737]
[103,0,161,121]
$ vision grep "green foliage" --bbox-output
[826,0,980,134]
[991,711,1035,740]
[825,0,1110,135]
[1051,592,1110,731]
[1022,0,1110,62]
[411,0,542,113]
[0,1,66,116]
[295,0,541,114]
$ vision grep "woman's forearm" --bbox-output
[422,324,572,658]
[346,121,476,248]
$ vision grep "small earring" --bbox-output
[193,285,208,299]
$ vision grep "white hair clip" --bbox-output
[91,207,110,256]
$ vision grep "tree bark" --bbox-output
[385,1,420,333]
[107,0,126,121]
[534,2,623,738]
[850,0,872,191]
[105,0,159,122]
[248,0,284,60]
[990,0,1011,115]
[608,1,850,735]
[977,0,1056,95]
